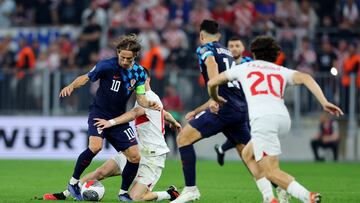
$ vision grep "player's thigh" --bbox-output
[95,158,122,178]
[106,123,138,152]
[235,143,246,159]
[223,112,251,146]
[242,141,255,163]
[176,124,203,147]
[184,110,226,143]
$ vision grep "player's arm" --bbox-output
[136,93,162,111]
[292,72,343,116]
[59,74,89,97]
[164,110,182,131]
[185,99,213,120]
[94,107,146,130]
[207,72,230,105]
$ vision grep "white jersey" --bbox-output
[225,60,297,121]
[134,90,170,157]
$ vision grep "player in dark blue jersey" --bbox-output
[171,20,251,203]
[59,34,161,201]
[213,36,253,166]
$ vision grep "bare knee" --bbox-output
[127,153,141,163]
[176,126,201,147]
[89,144,102,154]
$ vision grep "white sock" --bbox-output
[155,191,171,201]
[218,146,224,154]
[63,190,70,197]
[69,177,79,185]
[185,186,197,191]
[119,189,128,195]
[287,180,310,203]
[256,177,274,201]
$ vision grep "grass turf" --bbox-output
[0,159,359,203]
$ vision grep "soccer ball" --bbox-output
[81,180,105,201]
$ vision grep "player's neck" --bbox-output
[202,38,218,44]
[235,57,242,65]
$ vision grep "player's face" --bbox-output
[228,40,244,60]
[117,50,135,68]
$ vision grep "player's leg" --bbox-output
[214,139,235,166]
[68,135,103,200]
[44,155,124,200]
[106,124,140,199]
[130,155,179,202]
[173,110,227,203]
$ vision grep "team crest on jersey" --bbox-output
[128,79,137,90]
[199,47,207,54]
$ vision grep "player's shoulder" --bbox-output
[196,42,216,55]
[132,63,146,72]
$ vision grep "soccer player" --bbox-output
[213,36,252,166]
[208,35,343,203]
[44,71,181,201]
[172,20,252,203]
[59,34,161,200]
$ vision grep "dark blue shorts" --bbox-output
[189,107,250,145]
[88,112,137,152]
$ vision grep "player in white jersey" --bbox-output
[41,70,181,202]
[208,36,343,203]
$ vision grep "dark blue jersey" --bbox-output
[196,41,247,111]
[87,57,147,118]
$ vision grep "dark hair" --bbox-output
[250,36,280,62]
[228,36,242,42]
[115,34,141,53]
[200,19,219,34]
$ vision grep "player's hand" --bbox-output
[93,118,112,130]
[322,102,343,117]
[149,101,162,111]
[213,96,227,106]
[170,121,182,132]
[59,85,74,98]
[209,100,220,114]
[185,111,196,121]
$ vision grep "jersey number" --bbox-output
[247,71,284,98]
[223,58,240,89]
[110,80,121,92]
[124,127,136,140]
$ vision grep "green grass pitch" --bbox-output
[0,159,359,202]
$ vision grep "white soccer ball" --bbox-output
[81,180,105,201]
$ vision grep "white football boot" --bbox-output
[170,186,201,203]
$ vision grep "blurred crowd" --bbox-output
[0,0,360,114]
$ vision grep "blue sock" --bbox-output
[179,145,196,186]
[121,161,139,191]
[221,140,235,152]
[72,148,96,179]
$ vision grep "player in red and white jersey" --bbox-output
[208,36,343,203]
[93,69,181,201]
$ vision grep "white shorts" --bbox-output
[250,115,291,162]
[111,153,127,172]
[135,154,166,191]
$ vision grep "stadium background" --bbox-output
[0,0,359,202]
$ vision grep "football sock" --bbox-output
[119,189,128,195]
[221,140,235,153]
[256,177,274,201]
[69,177,79,185]
[72,148,96,180]
[155,191,171,201]
[121,161,139,191]
[179,145,196,186]
[63,190,70,197]
[287,180,310,202]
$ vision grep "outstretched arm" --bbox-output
[94,107,146,130]
[164,110,181,131]
[59,74,89,97]
[292,72,343,116]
